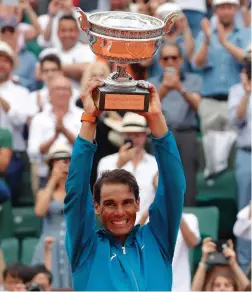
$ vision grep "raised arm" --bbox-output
[64,79,104,272]
[138,81,185,262]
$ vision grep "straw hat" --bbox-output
[45,144,71,164]
[104,112,149,133]
[0,41,17,67]
[212,0,239,6]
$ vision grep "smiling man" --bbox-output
[64,78,186,291]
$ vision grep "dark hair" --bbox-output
[33,264,53,285]
[59,15,78,26]
[40,54,61,70]
[3,263,35,284]
[93,169,139,203]
[160,41,183,58]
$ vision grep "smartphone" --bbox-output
[124,137,133,149]
[0,0,19,6]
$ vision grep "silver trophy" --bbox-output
[77,9,178,111]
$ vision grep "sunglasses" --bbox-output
[132,0,149,4]
[1,26,16,34]
[161,55,179,61]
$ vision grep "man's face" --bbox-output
[110,0,130,10]
[125,132,147,150]
[49,77,72,107]
[0,26,17,46]
[215,4,237,26]
[58,19,79,50]
[4,274,23,291]
[94,183,140,242]
[159,45,182,73]
[41,60,62,84]
[0,54,13,81]
[32,273,51,291]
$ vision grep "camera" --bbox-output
[124,137,133,149]
[206,240,229,265]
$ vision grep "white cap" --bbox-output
[212,0,239,6]
[156,3,181,20]
[0,41,16,67]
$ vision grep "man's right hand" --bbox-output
[116,142,136,169]
[48,0,60,17]
[80,78,104,116]
[201,18,211,43]
[241,71,251,95]
[201,237,216,263]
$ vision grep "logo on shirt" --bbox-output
[110,253,117,261]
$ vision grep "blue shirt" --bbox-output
[64,131,185,291]
[13,49,37,92]
[228,83,251,148]
[193,23,251,97]
[149,73,201,129]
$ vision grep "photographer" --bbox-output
[228,44,251,271]
[191,238,250,291]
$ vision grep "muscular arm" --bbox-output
[64,121,97,272]
[147,113,186,262]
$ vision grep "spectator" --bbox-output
[0,128,12,204]
[40,15,95,91]
[144,4,194,77]
[149,42,201,206]
[0,0,42,49]
[2,263,34,291]
[0,41,31,201]
[32,143,72,289]
[32,263,53,291]
[193,0,251,178]
[27,75,82,187]
[233,202,251,241]
[97,112,158,225]
[38,0,78,48]
[228,45,251,271]
[0,17,37,91]
[175,0,207,38]
[28,53,79,117]
[191,237,250,291]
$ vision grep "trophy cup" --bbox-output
[77,9,178,112]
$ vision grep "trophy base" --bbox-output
[95,84,150,112]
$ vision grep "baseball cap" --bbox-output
[212,0,239,6]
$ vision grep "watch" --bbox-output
[81,113,97,124]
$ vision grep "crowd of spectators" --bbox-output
[0,0,251,291]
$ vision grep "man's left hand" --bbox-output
[138,81,162,116]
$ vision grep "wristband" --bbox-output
[81,112,97,124]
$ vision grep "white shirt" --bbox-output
[0,80,30,151]
[233,205,251,241]
[27,104,82,177]
[172,214,201,292]
[27,86,80,116]
[175,0,206,13]
[97,152,158,224]
[40,43,95,90]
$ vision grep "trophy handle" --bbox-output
[163,12,179,34]
[76,7,89,32]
